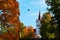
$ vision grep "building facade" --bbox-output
[36,11,41,38]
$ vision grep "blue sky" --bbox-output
[17,0,48,28]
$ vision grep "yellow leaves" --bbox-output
[3,3,8,9]
[19,33,21,38]
[7,0,18,8]
[47,33,55,39]
[28,26,34,33]
[0,0,17,10]
[20,26,34,38]
[42,12,52,23]
[23,27,29,36]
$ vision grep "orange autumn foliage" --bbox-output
[0,0,20,40]
[0,32,16,40]
[20,26,34,38]
[23,27,29,37]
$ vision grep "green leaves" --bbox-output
[48,33,55,39]
[40,12,55,39]
[0,24,7,33]
[46,0,60,39]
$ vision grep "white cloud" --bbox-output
[30,0,45,5]
[30,0,47,8]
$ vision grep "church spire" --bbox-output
[38,11,40,20]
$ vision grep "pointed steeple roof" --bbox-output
[38,11,40,20]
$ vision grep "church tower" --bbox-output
[36,11,41,38]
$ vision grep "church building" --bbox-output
[36,11,41,38]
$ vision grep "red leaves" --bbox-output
[14,2,19,8]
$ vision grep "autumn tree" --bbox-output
[40,12,56,39]
[0,0,20,40]
[19,23,25,38]
[28,26,34,38]
[20,25,34,38]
